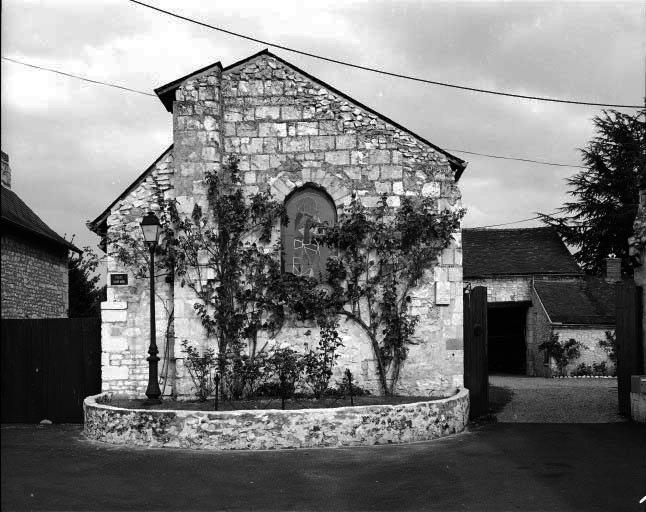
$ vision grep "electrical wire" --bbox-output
[128,0,643,109]
[446,149,586,169]
[0,55,611,170]
[1,56,156,97]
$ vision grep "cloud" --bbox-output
[1,0,642,253]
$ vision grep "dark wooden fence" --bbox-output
[1,318,101,423]
[615,282,644,416]
[464,286,488,419]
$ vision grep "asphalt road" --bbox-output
[2,422,645,511]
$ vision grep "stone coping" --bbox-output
[83,388,469,450]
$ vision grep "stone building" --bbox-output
[88,50,467,398]
[463,227,618,376]
[1,151,79,319]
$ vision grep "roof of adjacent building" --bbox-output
[462,227,582,278]
[534,278,617,325]
[1,186,80,253]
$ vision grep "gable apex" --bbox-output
[155,49,467,180]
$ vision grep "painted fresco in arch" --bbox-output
[283,188,336,280]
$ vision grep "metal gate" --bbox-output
[615,282,644,416]
[464,286,488,419]
[1,318,101,423]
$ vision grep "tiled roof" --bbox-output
[534,278,617,325]
[462,227,582,278]
[1,186,79,252]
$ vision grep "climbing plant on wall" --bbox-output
[109,158,463,397]
[315,194,464,395]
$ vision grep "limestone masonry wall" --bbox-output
[102,149,175,396]
[84,388,469,450]
[1,231,68,318]
[101,54,464,398]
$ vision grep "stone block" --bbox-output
[259,123,287,137]
[104,336,128,352]
[310,136,335,151]
[282,137,310,152]
[101,301,127,310]
[393,181,404,195]
[369,149,391,164]
[422,182,441,197]
[255,106,280,119]
[250,155,270,171]
[324,151,350,165]
[103,364,129,381]
[280,106,301,120]
[102,309,127,323]
[296,122,318,136]
[335,135,357,149]
[381,165,403,180]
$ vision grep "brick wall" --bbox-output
[1,230,68,318]
[101,53,464,397]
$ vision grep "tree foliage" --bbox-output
[68,245,105,318]
[540,108,645,276]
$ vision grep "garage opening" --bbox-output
[487,302,529,375]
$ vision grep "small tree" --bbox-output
[170,156,289,393]
[318,194,464,394]
[303,318,344,398]
[68,244,105,318]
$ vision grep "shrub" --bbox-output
[598,331,617,364]
[539,333,585,376]
[181,340,217,401]
[303,320,344,398]
[571,363,593,377]
[266,347,304,407]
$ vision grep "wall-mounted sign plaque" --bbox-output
[435,282,451,305]
[110,273,128,286]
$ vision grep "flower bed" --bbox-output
[83,388,469,450]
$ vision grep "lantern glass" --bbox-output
[140,212,161,246]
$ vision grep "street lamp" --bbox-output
[141,212,162,404]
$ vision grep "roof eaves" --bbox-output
[88,144,174,234]
[1,216,81,253]
[155,61,223,112]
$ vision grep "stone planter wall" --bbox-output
[83,388,469,450]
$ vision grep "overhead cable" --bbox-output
[1,55,592,169]
[128,0,643,109]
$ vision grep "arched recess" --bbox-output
[282,184,337,280]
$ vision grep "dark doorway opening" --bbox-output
[488,303,528,374]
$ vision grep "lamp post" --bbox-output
[141,212,162,404]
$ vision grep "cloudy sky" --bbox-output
[1,0,644,253]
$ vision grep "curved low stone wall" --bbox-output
[83,389,469,450]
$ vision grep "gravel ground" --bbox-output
[489,375,626,423]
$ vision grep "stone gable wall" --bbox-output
[1,231,68,318]
[101,55,464,397]
[102,149,175,395]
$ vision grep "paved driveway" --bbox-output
[489,375,625,423]
[2,422,645,511]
